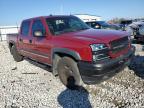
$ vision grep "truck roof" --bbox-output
[22,15,75,22]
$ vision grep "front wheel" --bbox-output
[57,57,82,90]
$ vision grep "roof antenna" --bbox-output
[16,22,19,33]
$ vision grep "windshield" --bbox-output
[97,21,110,27]
[46,16,90,35]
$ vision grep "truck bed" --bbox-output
[7,33,18,43]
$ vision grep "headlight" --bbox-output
[90,44,110,61]
[90,44,107,51]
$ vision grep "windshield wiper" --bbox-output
[55,28,89,35]
[78,27,90,31]
[55,29,75,35]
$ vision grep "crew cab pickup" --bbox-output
[7,15,135,89]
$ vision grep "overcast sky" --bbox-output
[0,0,144,26]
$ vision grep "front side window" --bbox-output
[46,16,90,35]
[32,19,45,36]
[21,21,30,36]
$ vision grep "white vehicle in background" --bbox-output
[126,21,144,42]
[74,14,101,22]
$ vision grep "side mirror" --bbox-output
[34,30,45,37]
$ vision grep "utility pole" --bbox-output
[60,4,63,15]
[0,28,2,41]
[16,22,19,33]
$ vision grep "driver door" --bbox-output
[31,18,51,64]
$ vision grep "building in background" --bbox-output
[74,14,101,22]
[0,26,19,41]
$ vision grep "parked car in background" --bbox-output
[120,20,133,31]
[7,15,135,90]
[86,21,121,30]
[126,21,144,42]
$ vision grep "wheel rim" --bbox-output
[58,61,76,88]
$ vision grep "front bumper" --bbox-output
[78,46,135,84]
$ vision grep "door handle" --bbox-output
[19,38,23,42]
[29,40,32,44]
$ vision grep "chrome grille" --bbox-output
[92,47,110,62]
[110,37,129,53]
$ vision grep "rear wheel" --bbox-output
[11,45,23,62]
[57,57,82,90]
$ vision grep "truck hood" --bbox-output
[70,29,128,44]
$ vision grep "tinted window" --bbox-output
[21,21,30,36]
[46,16,90,35]
[32,20,45,36]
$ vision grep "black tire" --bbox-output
[57,57,82,90]
[11,45,23,62]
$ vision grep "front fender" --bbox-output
[52,48,81,61]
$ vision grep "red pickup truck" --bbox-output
[7,15,135,89]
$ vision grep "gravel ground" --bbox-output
[0,41,144,108]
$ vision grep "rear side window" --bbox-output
[32,20,45,36]
[21,21,31,36]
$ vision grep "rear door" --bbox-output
[18,20,35,58]
[18,20,30,50]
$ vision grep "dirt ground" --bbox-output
[0,41,144,108]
